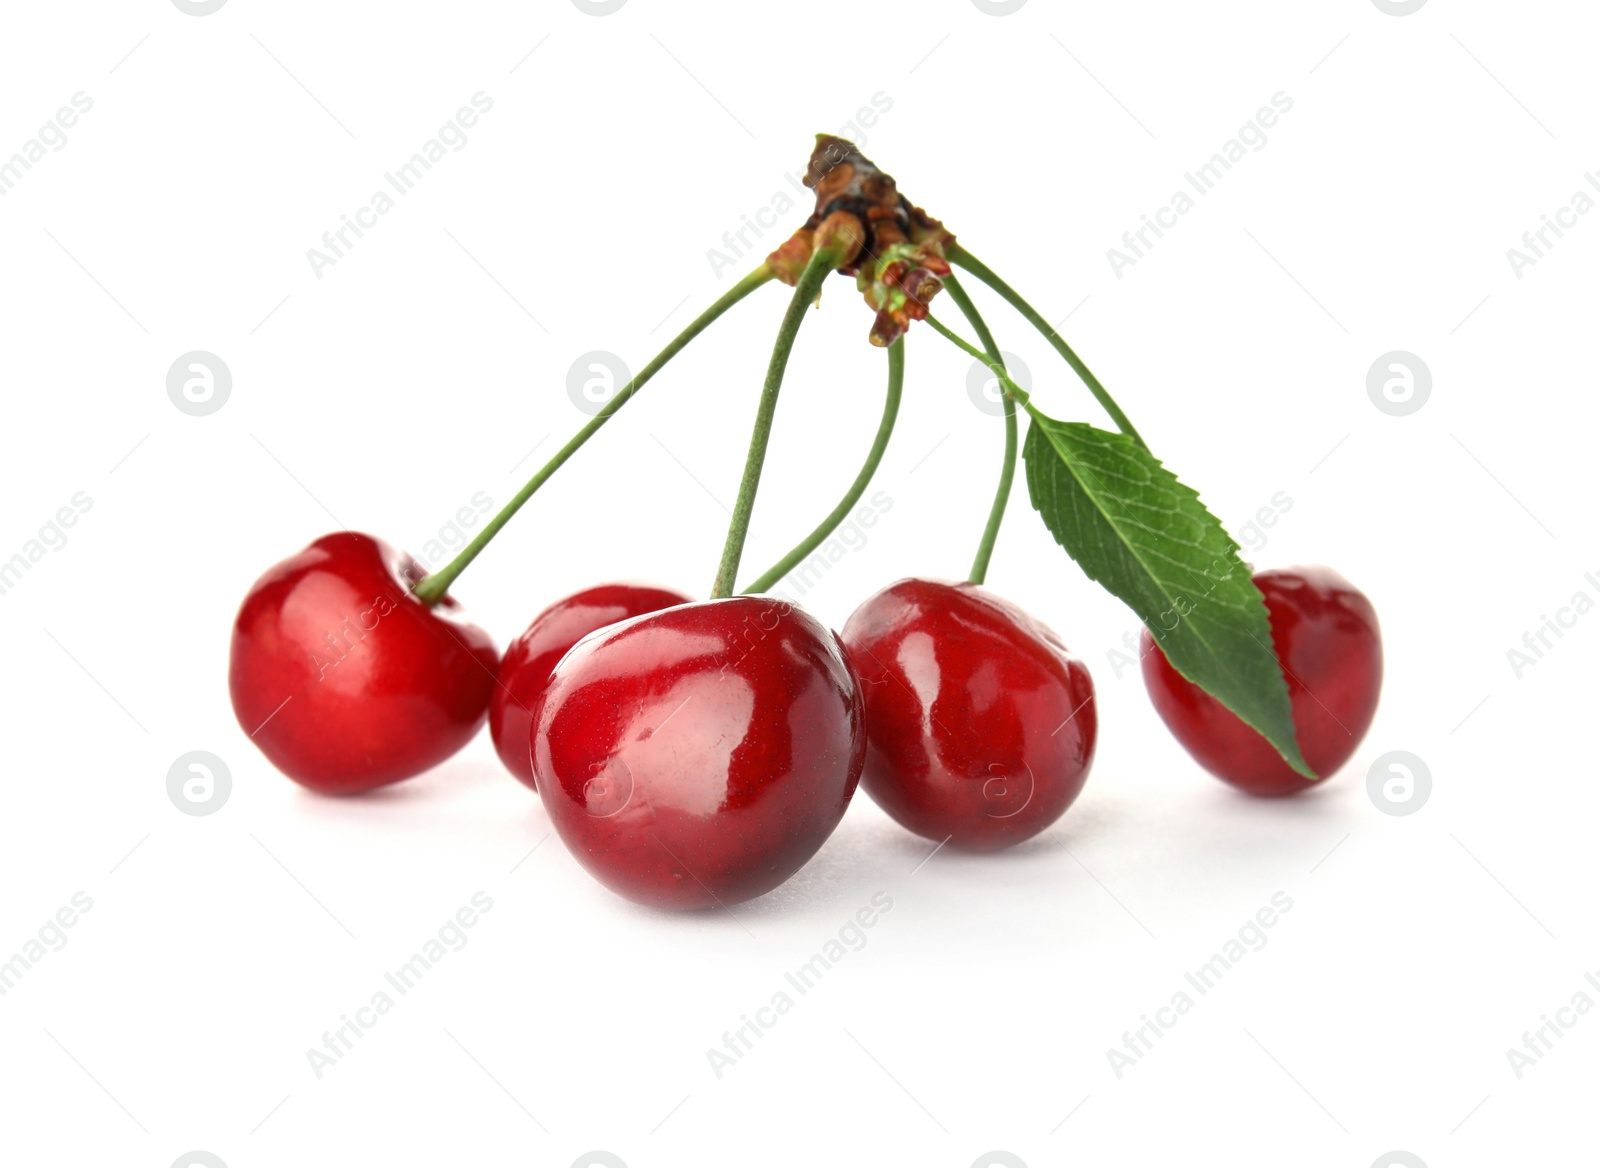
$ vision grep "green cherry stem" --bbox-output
[414,265,775,606]
[740,336,904,595]
[942,274,1016,587]
[947,243,1147,450]
[710,245,843,600]
[925,313,1039,418]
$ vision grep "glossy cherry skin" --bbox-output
[532,596,865,910]
[491,584,692,790]
[1141,566,1382,796]
[841,578,1097,851]
[229,531,499,795]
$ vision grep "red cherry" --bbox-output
[229,531,499,795]
[1140,566,1383,796]
[490,583,692,790]
[841,578,1097,851]
[532,596,865,909]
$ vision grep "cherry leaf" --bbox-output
[1022,414,1313,778]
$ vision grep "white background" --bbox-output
[0,2,1593,1166]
